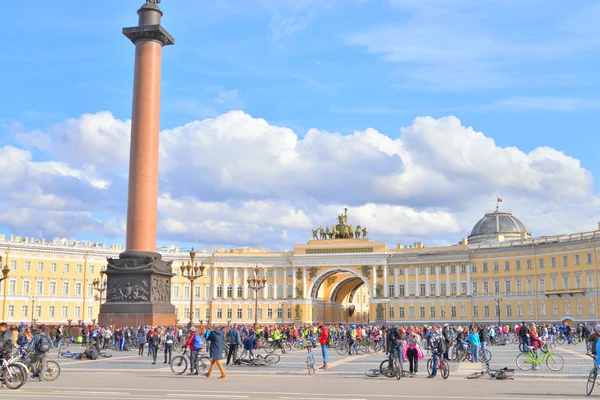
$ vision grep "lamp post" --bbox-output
[93,270,107,320]
[0,249,11,321]
[494,296,503,326]
[247,265,266,332]
[382,299,390,325]
[180,248,205,328]
[278,300,285,326]
[227,319,232,328]
[29,296,38,327]
[82,250,90,326]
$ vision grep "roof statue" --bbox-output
[311,208,368,240]
[147,0,161,4]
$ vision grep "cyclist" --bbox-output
[28,325,53,381]
[588,325,600,355]
[182,326,202,375]
[427,325,445,378]
[347,325,357,355]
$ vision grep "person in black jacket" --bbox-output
[479,325,489,351]
[441,324,452,360]
[205,327,226,379]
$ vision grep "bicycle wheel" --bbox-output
[197,356,210,373]
[426,358,433,376]
[99,352,113,358]
[380,359,394,378]
[573,337,580,345]
[394,359,402,380]
[480,348,492,363]
[265,354,280,365]
[365,368,381,377]
[1,364,27,390]
[466,371,485,379]
[516,352,533,371]
[356,342,368,355]
[307,354,315,375]
[546,353,564,371]
[556,336,565,345]
[440,360,450,379]
[335,342,348,355]
[265,344,276,354]
[43,361,61,381]
[284,342,292,353]
[170,355,188,375]
[587,368,597,396]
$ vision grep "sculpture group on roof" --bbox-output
[311,208,368,240]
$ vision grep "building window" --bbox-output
[24,261,31,272]
[451,281,457,295]
[451,265,456,274]
[87,307,93,318]
[504,261,510,271]
[420,307,425,318]
[75,282,82,296]
[49,281,56,295]
[430,306,436,317]
[409,307,415,318]
[205,286,211,298]
[227,269,233,278]
[516,279,522,293]
[37,262,44,272]
[246,308,252,319]
[62,281,70,295]
[226,285,233,298]
[526,278,533,293]
[419,266,425,275]
[494,280,500,294]
[22,279,30,294]
[460,264,466,274]
[227,308,233,319]
[236,285,243,298]
[277,308,283,319]
[517,303,523,317]
[440,265,445,274]
[216,285,223,298]
[48,306,55,318]
[88,282,94,296]
[460,305,466,318]
[389,307,395,319]
[451,306,456,318]
[471,264,477,273]
[483,281,489,294]
[62,306,68,318]
[420,283,426,296]
[8,305,14,317]
[399,283,405,296]
[216,308,223,319]
[493,262,499,272]
[236,308,242,319]
[563,275,569,289]
[76,264,83,274]
[74,306,81,318]
[89,265,94,275]
[473,306,478,318]
[506,304,512,317]
[587,253,593,264]
[50,263,57,273]
[551,276,557,290]
[36,280,43,294]
[257,308,263,319]
[267,285,274,298]
[482,263,488,273]
[472,281,478,295]
[516,260,521,270]
[540,303,545,316]
[64,263,70,273]
[484,305,489,317]
[10,260,16,271]
[526,260,532,269]
[184,285,190,299]
[22,305,28,317]
[440,306,446,318]
[504,280,511,294]
[204,308,209,319]
[440,282,446,296]
[388,267,394,276]
[399,268,405,276]
[430,266,435,275]
[399,307,405,318]
[575,254,580,265]
[539,277,546,291]
[287,284,293,297]
[430,283,436,296]
[538,259,544,269]
[409,282,415,296]
[461,282,467,294]
[562,256,568,267]
[389,284,395,297]
[193,308,200,319]
[551,257,556,268]
[193,285,201,298]
[217,269,223,278]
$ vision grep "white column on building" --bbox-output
[232,267,237,299]
[292,266,297,299]
[372,265,377,296]
[303,267,307,299]
[222,266,227,297]
[383,265,388,297]
[394,265,399,298]
[243,267,248,299]
[404,266,409,298]
[445,265,450,296]
[467,263,472,296]
[273,267,278,300]
[212,265,217,298]
[263,267,268,299]
[283,267,288,298]
[426,265,430,297]
[435,265,440,297]
[415,265,420,297]
[456,265,461,296]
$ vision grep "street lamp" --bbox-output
[0,252,11,321]
[227,319,232,328]
[382,299,390,325]
[29,296,38,327]
[247,265,266,332]
[278,300,285,326]
[180,248,205,328]
[494,296,503,326]
[93,270,107,319]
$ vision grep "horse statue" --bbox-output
[325,225,332,239]
[356,225,362,237]
[362,227,368,238]
[318,226,325,240]
[311,229,318,240]
[349,224,355,239]
[343,226,350,239]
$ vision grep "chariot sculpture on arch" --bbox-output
[310,208,368,240]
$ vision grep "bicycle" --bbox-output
[264,338,292,354]
[170,348,210,375]
[234,354,280,366]
[516,346,564,371]
[380,348,403,380]
[426,352,449,379]
[587,354,598,396]
[305,341,317,375]
[19,350,61,381]
[456,342,492,363]
[0,352,28,390]
[465,362,514,380]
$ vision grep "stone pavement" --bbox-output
[3,342,595,399]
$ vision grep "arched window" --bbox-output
[216,284,223,298]
[287,284,293,297]
[205,285,211,298]
[226,284,233,298]
[237,285,243,298]
[267,285,274,298]
[277,285,283,298]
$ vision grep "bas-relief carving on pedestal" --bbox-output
[152,276,171,303]
[107,277,150,302]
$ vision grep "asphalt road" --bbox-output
[2,341,595,400]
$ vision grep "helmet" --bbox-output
[190,326,196,332]
[351,324,356,329]
[595,324,600,333]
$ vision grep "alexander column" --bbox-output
[99,0,176,328]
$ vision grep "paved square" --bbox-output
[4,341,596,399]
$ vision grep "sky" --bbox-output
[1,0,599,252]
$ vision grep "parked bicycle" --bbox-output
[586,354,598,396]
[380,348,403,380]
[516,346,564,371]
[426,352,449,379]
[0,352,28,390]
[305,341,317,375]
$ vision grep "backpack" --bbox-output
[17,334,28,347]
[36,334,51,353]
[192,334,203,350]
[151,334,160,346]
[165,334,175,345]
[389,327,401,342]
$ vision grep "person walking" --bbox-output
[226,324,242,366]
[205,326,226,379]
[149,327,161,365]
[163,327,175,364]
[406,330,422,377]
[318,322,329,369]
[136,326,146,356]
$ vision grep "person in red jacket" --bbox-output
[318,322,329,370]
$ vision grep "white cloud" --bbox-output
[3,110,598,248]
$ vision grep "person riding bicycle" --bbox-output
[588,325,600,356]
[0,322,14,364]
[386,325,405,371]
[427,325,445,378]
[27,325,53,381]
[182,326,203,376]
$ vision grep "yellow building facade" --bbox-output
[1,209,599,327]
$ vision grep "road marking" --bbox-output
[167,395,248,398]
[53,391,131,395]
[325,353,373,369]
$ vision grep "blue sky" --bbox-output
[1,0,599,251]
